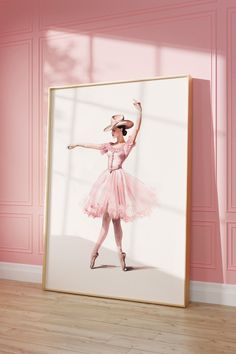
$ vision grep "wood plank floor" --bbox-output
[0,279,236,354]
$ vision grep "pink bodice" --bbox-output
[100,135,136,172]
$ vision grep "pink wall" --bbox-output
[0,0,235,284]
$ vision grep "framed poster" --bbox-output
[42,74,192,307]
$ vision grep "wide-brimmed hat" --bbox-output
[103,114,134,132]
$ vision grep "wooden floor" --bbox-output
[0,280,236,354]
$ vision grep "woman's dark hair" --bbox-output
[117,125,127,136]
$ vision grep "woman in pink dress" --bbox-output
[67,99,158,271]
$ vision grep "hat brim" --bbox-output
[103,120,134,132]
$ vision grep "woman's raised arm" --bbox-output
[129,99,142,144]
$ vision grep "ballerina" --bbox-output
[67,99,158,271]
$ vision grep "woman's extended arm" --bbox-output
[67,143,103,150]
[129,99,142,144]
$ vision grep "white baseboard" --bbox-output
[0,262,236,307]
[190,280,236,307]
[0,261,42,283]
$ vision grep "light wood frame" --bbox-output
[42,74,193,308]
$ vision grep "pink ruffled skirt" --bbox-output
[82,168,158,222]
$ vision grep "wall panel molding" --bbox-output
[191,221,217,269]
[226,7,236,213]
[0,39,33,206]
[227,222,236,271]
[38,214,44,255]
[0,213,33,254]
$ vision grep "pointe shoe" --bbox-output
[90,252,99,269]
[119,252,128,271]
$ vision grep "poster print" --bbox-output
[43,74,192,307]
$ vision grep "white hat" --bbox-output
[103,114,134,132]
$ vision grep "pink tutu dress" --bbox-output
[83,135,158,222]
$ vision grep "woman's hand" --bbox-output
[67,144,77,149]
[133,98,142,112]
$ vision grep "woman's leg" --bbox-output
[92,211,111,255]
[112,218,123,252]
[112,218,128,271]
